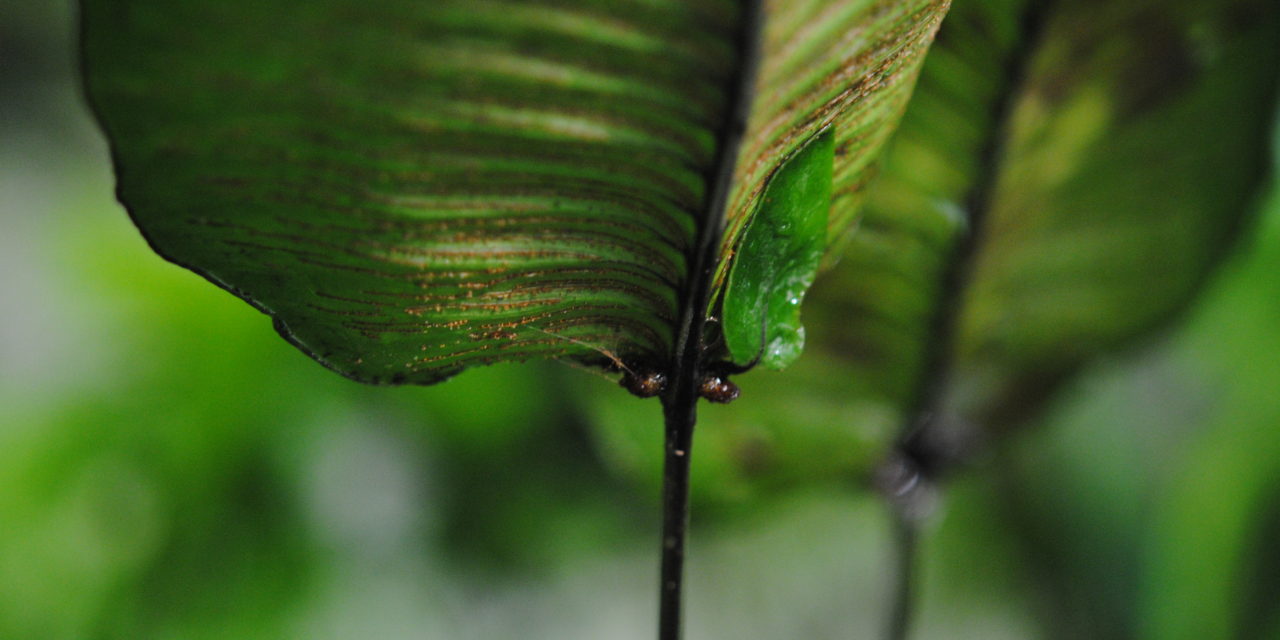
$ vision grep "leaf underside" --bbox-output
[83,0,950,385]
[84,0,738,384]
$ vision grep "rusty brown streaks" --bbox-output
[394,297,560,317]
[754,2,940,116]
[218,231,649,274]
[393,262,679,290]
[474,304,670,331]
[402,332,664,369]
[397,295,673,325]
[356,222,684,256]
[833,126,878,160]
[277,212,681,248]
[366,169,702,216]
[203,174,696,246]
[361,187,695,242]
[739,26,938,190]
[407,339,570,365]
[214,228,682,309]
[367,172,696,205]
[372,247,654,269]
[406,340,576,368]
[408,296,675,326]
[448,269,673,292]
[363,237,682,281]
[287,257,679,298]
[338,312,471,329]
[341,302,664,337]
[352,299,649,331]
[471,329,520,340]
[398,278,673,312]
[759,1,893,78]
[402,328,660,367]
[216,242,663,309]
[718,6,947,260]
[735,3,948,191]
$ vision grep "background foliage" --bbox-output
[3,2,1280,639]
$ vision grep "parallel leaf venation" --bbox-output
[85,0,741,383]
[709,0,951,303]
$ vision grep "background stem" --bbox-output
[886,509,921,640]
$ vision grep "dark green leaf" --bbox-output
[82,1,949,385]
[83,0,738,384]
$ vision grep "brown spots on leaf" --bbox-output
[471,329,519,340]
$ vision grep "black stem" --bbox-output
[658,389,698,640]
[654,2,763,638]
[886,509,920,640]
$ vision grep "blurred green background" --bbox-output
[4,2,1280,639]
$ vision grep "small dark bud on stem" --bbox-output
[697,373,739,403]
[621,370,667,398]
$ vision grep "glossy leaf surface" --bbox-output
[721,130,832,369]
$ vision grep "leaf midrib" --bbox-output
[664,0,765,395]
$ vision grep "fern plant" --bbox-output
[80,0,1280,637]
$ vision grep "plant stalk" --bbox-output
[885,504,921,640]
[653,1,762,639]
[658,389,698,640]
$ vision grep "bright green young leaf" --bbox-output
[588,0,1280,505]
[82,0,949,386]
[713,0,951,283]
[722,130,832,369]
